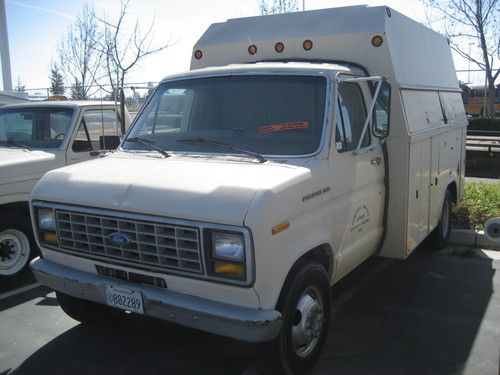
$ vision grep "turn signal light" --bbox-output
[43,231,58,244]
[214,262,245,278]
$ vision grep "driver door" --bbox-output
[67,108,122,165]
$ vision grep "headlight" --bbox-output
[206,230,248,283]
[212,233,244,261]
[38,208,56,231]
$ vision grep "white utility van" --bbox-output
[30,6,466,373]
[0,101,131,276]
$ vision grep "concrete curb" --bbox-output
[450,229,500,250]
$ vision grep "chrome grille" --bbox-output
[55,210,202,273]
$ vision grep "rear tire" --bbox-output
[428,190,452,250]
[0,215,36,276]
[259,260,331,374]
[56,291,121,325]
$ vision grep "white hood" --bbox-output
[32,153,311,226]
[0,147,58,182]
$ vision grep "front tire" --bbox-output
[56,291,121,325]
[0,215,36,276]
[260,260,331,374]
[429,190,452,250]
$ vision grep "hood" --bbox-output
[0,147,58,182]
[32,153,311,226]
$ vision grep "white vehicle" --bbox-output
[0,101,131,276]
[30,6,466,374]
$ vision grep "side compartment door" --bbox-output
[332,81,386,281]
[66,108,122,165]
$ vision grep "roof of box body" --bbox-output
[191,5,459,91]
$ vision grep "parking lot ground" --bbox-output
[1,246,499,375]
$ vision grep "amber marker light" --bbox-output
[303,39,313,51]
[43,231,58,244]
[194,50,203,59]
[272,221,290,235]
[275,42,285,53]
[248,44,258,55]
[214,262,245,278]
[372,35,383,47]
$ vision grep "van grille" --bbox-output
[55,210,202,273]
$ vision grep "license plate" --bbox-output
[105,285,144,314]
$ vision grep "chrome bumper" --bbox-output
[30,257,282,343]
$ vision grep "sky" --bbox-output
[0,0,488,93]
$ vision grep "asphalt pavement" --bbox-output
[1,246,499,375]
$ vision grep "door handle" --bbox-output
[370,157,382,166]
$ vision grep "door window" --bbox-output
[72,109,120,152]
[0,107,74,148]
[336,82,369,151]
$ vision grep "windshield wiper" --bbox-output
[0,140,32,150]
[177,138,267,163]
[124,137,170,158]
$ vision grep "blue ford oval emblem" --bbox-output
[108,232,131,246]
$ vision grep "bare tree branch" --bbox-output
[421,0,499,117]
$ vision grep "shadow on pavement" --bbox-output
[9,312,256,375]
[317,247,497,374]
[7,247,498,375]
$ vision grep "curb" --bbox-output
[450,229,500,250]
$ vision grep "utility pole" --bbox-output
[0,0,13,91]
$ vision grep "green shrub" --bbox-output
[452,180,500,230]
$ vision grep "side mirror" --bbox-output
[99,135,121,150]
[372,81,391,139]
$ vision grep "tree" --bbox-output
[93,0,170,97]
[421,0,499,118]
[70,79,84,100]
[58,3,104,100]
[14,76,25,92]
[146,82,155,99]
[260,0,298,15]
[49,63,65,95]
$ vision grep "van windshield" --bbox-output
[0,107,74,149]
[123,75,327,157]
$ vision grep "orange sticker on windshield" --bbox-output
[258,121,309,134]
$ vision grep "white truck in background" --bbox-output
[30,6,466,374]
[0,101,131,276]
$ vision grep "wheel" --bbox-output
[56,291,122,325]
[0,215,36,276]
[428,190,452,250]
[260,260,331,374]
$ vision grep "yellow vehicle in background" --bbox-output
[461,83,500,117]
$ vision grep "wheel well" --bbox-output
[447,182,457,204]
[0,201,30,216]
[298,244,333,279]
[276,244,333,309]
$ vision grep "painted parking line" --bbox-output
[0,282,41,301]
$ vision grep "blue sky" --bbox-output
[0,0,483,92]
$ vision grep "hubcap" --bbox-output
[291,286,325,357]
[0,229,30,275]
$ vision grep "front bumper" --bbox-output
[30,257,282,343]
